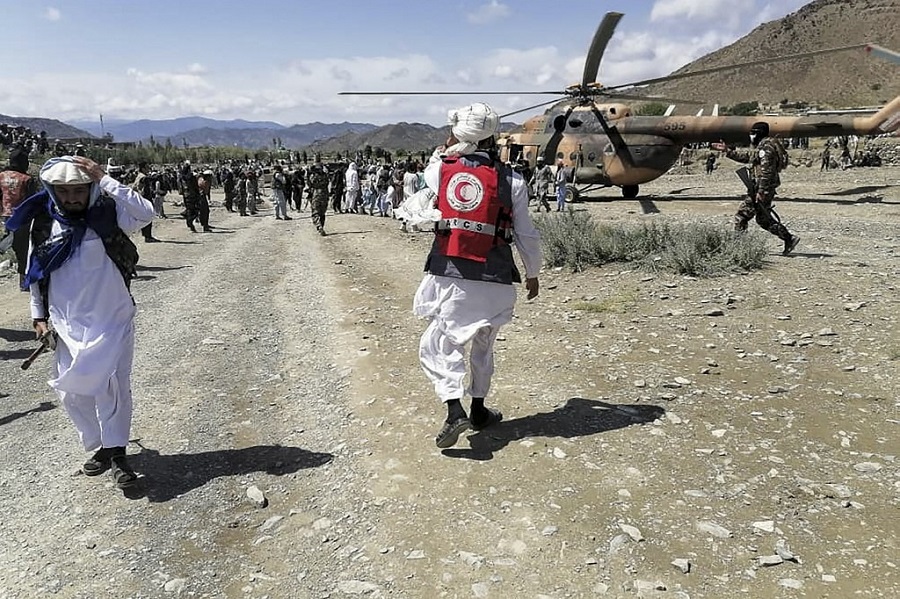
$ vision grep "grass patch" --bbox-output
[572,292,637,314]
[535,210,768,276]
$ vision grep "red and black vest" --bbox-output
[0,171,32,218]
[425,155,520,285]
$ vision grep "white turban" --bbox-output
[440,102,500,158]
[448,102,500,144]
[40,157,92,186]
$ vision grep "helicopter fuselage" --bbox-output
[499,97,900,191]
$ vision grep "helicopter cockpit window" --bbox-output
[609,107,617,115]
[569,118,583,128]
[603,143,615,155]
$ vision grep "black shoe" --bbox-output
[203,227,213,233]
[783,235,800,256]
[283,216,292,221]
[275,216,283,220]
[82,448,115,476]
[470,407,503,431]
[143,237,160,243]
[188,224,197,233]
[110,454,138,489]
[435,416,471,449]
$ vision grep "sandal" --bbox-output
[435,417,470,449]
[82,448,114,476]
[470,407,503,431]
[110,455,138,489]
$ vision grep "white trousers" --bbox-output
[418,319,499,402]
[55,337,134,452]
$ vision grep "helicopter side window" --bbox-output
[553,114,568,132]
[569,118,583,128]
[587,151,596,162]
[569,152,577,161]
[556,151,565,160]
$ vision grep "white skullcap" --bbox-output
[40,159,92,186]
[448,102,500,144]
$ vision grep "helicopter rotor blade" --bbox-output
[581,12,624,88]
[603,92,703,105]
[603,43,871,92]
[589,103,633,168]
[338,91,560,96]
[500,98,566,119]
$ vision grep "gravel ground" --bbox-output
[0,161,897,599]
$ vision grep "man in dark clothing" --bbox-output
[0,145,39,286]
[132,161,160,242]
[713,122,800,256]
[180,162,202,233]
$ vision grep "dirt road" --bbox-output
[0,163,897,598]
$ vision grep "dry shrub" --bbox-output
[535,211,767,276]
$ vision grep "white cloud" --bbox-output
[467,0,511,25]
[44,7,61,21]
[650,0,750,25]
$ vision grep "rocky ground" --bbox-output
[0,161,897,599]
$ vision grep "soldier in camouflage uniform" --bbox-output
[307,161,330,236]
[713,122,799,256]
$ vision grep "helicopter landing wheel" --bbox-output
[621,185,639,199]
[564,184,581,203]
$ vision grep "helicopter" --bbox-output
[340,12,900,200]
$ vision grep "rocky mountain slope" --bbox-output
[646,0,900,109]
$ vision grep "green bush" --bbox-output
[535,212,768,276]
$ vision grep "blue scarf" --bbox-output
[6,190,120,290]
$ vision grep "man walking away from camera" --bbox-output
[6,156,154,489]
[132,162,160,242]
[0,145,39,287]
[713,122,799,256]
[414,102,541,449]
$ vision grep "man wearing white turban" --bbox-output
[413,102,542,449]
[7,155,155,490]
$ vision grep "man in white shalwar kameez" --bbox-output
[413,102,541,449]
[14,156,155,489]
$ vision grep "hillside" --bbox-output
[0,114,93,139]
[307,122,450,154]
[146,121,374,150]
[645,0,900,109]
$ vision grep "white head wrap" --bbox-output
[39,156,101,210]
[40,158,92,186]
[444,102,500,156]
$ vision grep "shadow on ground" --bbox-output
[126,443,334,502]
[443,397,665,461]
[0,328,35,343]
[0,401,55,427]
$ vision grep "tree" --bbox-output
[635,102,669,116]
[724,101,759,116]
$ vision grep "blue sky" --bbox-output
[1,0,811,126]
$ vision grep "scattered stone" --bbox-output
[779,578,803,589]
[752,520,775,533]
[552,447,567,459]
[853,462,883,473]
[406,550,426,560]
[246,485,267,508]
[671,558,691,574]
[164,578,187,594]
[541,526,559,537]
[696,521,732,538]
[619,523,644,542]
[336,580,379,594]
[758,555,784,567]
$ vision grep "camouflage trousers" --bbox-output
[734,194,791,241]
[311,192,329,231]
